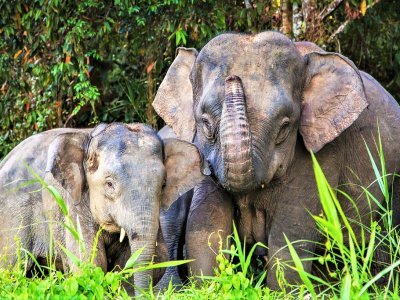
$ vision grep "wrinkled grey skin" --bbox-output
[156,126,193,288]
[0,123,204,293]
[157,126,232,288]
[153,32,400,288]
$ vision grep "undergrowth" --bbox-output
[1,138,400,299]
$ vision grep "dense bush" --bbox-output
[0,1,398,158]
[337,0,400,101]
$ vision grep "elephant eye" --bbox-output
[201,114,214,140]
[105,179,116,198]
[276,118,291,145]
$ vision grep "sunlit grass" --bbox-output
[1,137,400,298]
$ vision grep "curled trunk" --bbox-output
[220,75,255,191]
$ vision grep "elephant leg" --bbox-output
[154,190,193,291]
[391,175,400,229]
[186,177,233,278]
[60,209,107,273]
[267,203,320,290]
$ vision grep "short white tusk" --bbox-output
[119,228,126,243]
[261,184,265,189]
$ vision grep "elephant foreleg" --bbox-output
[154,190,193,290]
[267,202,320,290]
[186,177,233,278]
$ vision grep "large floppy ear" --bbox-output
[161,138,208,210]
[43,131,89,207]
[300,52,368,152]
[153,47,198,142]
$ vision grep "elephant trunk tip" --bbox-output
[225,75,242,83]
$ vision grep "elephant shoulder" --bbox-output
[360,71,399,108]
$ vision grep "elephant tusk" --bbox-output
[261,184,265,189]
[119,228,126,243]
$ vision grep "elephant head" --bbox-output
[153,32,367,193]
[42,123,205,291]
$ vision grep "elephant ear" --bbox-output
[152,47,198,142]
[300,52,368,153]
[161,138,208,210]
[294,41,324,56]
[43,131,89,207]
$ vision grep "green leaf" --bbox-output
[123,246,145,269]
[63,277,79,296]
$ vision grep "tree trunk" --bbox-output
[280,0,292,37]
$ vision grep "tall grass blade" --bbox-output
[75,216,85,254]
[363,136,388,201]
[359,259,400,296]
[311,153,343,245]
[21,248,45,277]
[340,273,352,299]
[123,246,145,269]
[57,243,80,268]
[360,223,376,279]
[348,234,360,285]
[46,185,68,216]
[284,234,317,299]
[130,260,194,273]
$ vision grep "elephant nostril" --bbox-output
[131,232,138,241]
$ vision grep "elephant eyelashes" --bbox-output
[201,114,215,140]
[276,118,291,145]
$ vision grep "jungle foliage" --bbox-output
[0,0,399,158]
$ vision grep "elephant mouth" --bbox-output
[100,222,120,233]
[221,180,259,194]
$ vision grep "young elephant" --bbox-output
[153,31,400,288]
[0,123,205,292]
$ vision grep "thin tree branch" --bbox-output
[319,0,344,20]
[328,0,382,42]
[328,19,350,42]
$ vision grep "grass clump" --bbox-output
[0,262,130,299]
[1,137,400,299]
[156,138,400,299]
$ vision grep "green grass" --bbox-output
[1,140,400,299]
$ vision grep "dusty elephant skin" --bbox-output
[0,123,205,294]
[153,31,400,289]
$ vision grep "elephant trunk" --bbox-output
[128,230,157,294]
[124,197,159,295]
[220,75,255,192]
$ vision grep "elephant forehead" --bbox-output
[195,41,304,107]
[93,150,165,180]
[94,130,163,157]
[198,32,303,73]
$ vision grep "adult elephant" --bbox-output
[153,31,400,288]
[0,123,205,294]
